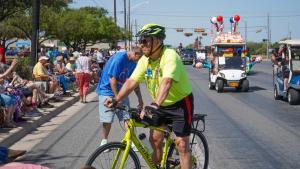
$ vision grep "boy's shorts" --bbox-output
[99,95,130,123]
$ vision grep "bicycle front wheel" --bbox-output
[85,142,141,169]
[166,129,209,169]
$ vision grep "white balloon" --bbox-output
[211,17,217,24]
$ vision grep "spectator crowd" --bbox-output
[0,46,113,129]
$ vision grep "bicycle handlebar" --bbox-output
[106,105,207,131]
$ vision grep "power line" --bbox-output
[125,13,300,18]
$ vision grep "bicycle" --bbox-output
[85,106,209,169]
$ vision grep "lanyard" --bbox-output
[145,47,163,98]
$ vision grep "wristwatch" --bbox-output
[150,102,159,108]
[112,98,118,107]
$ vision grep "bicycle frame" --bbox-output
[114,118,175,169]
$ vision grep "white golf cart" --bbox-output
[209,42,249,93]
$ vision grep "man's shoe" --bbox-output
[100,139,109,152]
[8,149,26,161]
[100,139,108,146]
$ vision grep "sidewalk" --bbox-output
[0,85,97,147]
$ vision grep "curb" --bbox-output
[0,85,97,147]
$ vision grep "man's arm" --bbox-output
[154,77,172,106]
[0,59,17,79]
[109,76,119,96]
[105,78,139,107]
[116,78,139,102]
[134,85,143,108]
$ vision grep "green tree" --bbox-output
[0,0,70,53]
[54,7,124,51]
[0,0,69,22]
[0,0,30,22]
[0,20,26,53]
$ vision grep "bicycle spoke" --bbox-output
[86,143,141,169]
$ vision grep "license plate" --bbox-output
[228,82,238,87]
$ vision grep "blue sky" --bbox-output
[70,0,300,47]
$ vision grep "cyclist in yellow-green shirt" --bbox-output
[105,23,194,169]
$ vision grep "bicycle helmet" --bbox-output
[136,24,166,41]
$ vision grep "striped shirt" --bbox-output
[76,56,90,73]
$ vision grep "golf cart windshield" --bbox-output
[291,47,300,72]
[219,56,244,69]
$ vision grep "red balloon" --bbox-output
[234,15,240,22]
[216,16,223,22]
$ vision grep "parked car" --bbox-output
[180,48,194,64]
[5,49,19,56]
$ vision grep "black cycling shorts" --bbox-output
[156,93,194,137]
[283,71,290,78]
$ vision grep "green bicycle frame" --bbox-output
[113,118,175,169]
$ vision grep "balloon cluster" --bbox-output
[229,15,240,23]
[210,15,223,32]
[211,15,241,33]
[230,15,240,32]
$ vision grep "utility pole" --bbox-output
[31,0,40,66]
[128,0,131,49]
[288,23,292,39]
[124,0,127,49]
[267,13,270,60]
[135,19,138,45]
[245,21,247,50]
[114,0,116,23]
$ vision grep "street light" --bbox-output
[176,28,184,32]
[184,33,193,37]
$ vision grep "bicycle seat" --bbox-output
[193,114,206,122]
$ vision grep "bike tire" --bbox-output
[85,142,141,169]
[166,129,209,169]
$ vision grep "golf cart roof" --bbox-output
[213,43,245,46]
[279,39,300,46]
[213,32,245,46]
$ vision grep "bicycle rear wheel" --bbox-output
[85,142,141,169]
[166,129,209,169]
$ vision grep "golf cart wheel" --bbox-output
[241,79,249,92]
[274,86,281,100]
[209,82,215,90]
[288,89,300,105]
[216,79,224,93]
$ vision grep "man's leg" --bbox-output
[149,129,164,165]
[284,78,288,91]
[99,95,114,145]
[175,136,192,169]
[101,122,111,140]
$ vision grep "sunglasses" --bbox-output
[134,52,143,56]
[138,38,152,45]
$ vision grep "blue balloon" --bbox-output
[230,17,234,23]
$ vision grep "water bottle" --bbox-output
[138,133,153,154]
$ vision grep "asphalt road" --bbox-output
[10,61,300,169]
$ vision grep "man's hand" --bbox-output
[104,98,121,108]
[11,59,18,67]
[104,97,114,108]
[140,102,159,119]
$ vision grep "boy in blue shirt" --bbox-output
[96,47,143,147]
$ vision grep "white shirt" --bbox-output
[76,56,90,73]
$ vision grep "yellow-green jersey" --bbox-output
[130,46,192,106]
